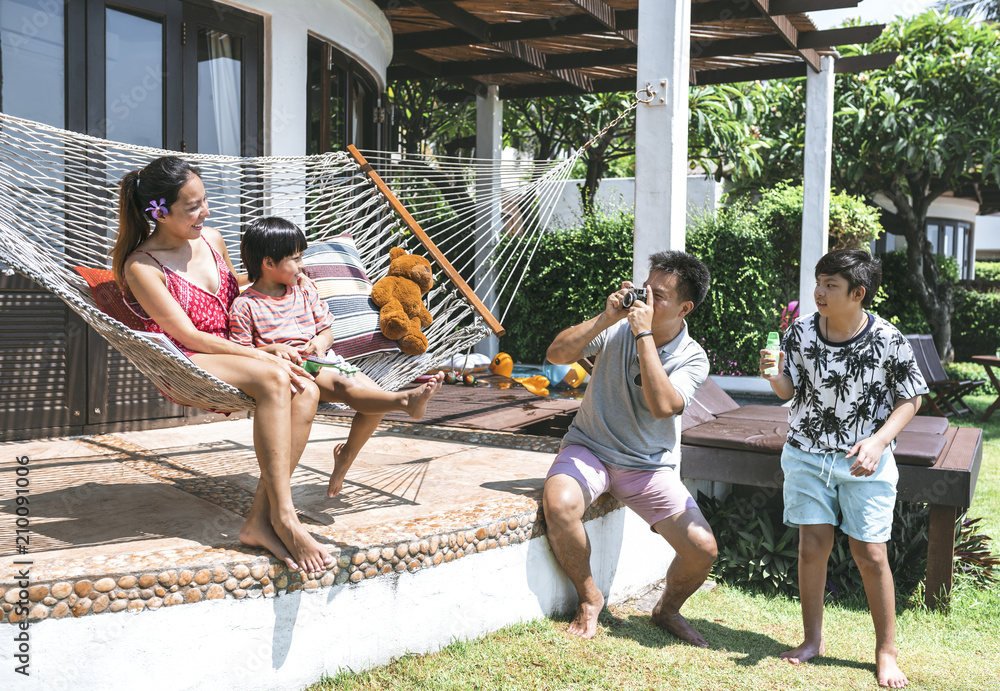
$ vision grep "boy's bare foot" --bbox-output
[780,640,825,664]
[239,512,299,571]
[566,592,605,639]
[651,605,709,647]
[402,372,444,420]
[876,649,908,688]
[328,442,352,498]
[270,512,333,575]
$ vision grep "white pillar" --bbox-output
[799,55,835,315]
[633,0,691,283]
[474,85,502,357]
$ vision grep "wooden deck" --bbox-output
[319,374,582,436]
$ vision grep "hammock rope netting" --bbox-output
[0,112,582,412]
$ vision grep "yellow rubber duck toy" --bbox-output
[489,352,550,397]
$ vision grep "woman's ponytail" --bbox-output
[112,170,148,287]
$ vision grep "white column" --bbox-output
[633,0,691,283]
[798,55,836,315]
[474,85,502,357]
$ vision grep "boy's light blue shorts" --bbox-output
[780,442,898,543]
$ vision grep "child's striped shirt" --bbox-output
[229,281,332,354]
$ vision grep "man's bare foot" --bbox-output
[876,649,908,688]
[402,373,444,420]
[651,605,709,647]
[566,593,605,639]
[239,512,298,571]
[270,512,333,575]
[328,442,352,498]
[780,640,825,664]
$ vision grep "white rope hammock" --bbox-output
[0,112,583,412]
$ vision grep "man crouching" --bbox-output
[542,250,717,645]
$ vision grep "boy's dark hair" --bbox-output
[814,248,881,308]
[648,250,711,312]
[241,217,308,282]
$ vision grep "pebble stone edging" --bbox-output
[0,493,624,625]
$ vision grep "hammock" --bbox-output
[0,112,584,412]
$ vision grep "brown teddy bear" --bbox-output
[370,246,434,355]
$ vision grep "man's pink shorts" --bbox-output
[546,444,698,528]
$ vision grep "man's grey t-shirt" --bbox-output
[561,319,709,471]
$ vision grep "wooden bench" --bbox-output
[679,379,984,610]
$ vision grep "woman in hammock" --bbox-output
[110,156,335,574]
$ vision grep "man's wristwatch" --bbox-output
[634,330,653,341]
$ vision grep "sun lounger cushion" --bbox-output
[715,405,949,435]
[303,236,400,361]
[681,418,946,467]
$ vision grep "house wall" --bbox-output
[238,0,392,156]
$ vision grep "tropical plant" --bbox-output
[935,0,1000,22]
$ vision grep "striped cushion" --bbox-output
[303,236,399,361]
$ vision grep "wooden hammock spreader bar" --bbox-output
[348,145,506,337]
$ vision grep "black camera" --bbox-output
[621,287,647,308]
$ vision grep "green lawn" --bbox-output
[311,396,1000,691]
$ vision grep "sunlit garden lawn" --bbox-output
[311,396,1000,691]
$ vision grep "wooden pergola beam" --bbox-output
[750,0,821,72]
[567,0,637,45]
[407,0,592,92]
[495,51,897,98]
[391,25,883,82]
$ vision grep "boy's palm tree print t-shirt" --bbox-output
[782,312,929,454]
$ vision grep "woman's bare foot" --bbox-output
[651,604,709,647]
[402,373,444,420]
[780,640,825,664]
[239,512,298,571]
[566,592,605,639]
[270,512,333,575]
[328,443,353,498]
[876,649,908,688]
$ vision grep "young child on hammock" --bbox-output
[230,216,445,498]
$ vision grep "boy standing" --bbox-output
[230,217,444,498]
[760,249,927,688]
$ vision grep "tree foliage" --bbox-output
[733,11,1000,358]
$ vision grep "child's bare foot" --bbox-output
[566,592,605,639]
[651,604,709,647]
[402,372,444,420]
[780,640,825,664]
[876,649,908,688]
[270,512,333,575]
[239,512,299,571]
[328,442,352,498]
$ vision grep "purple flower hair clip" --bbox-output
[146,198,168,220]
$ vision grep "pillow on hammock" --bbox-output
[73,266,147,331]
[303,236,400,361]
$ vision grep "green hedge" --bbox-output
[976,261,1000,281]
[952,288,1000,362]
[687,202,780,375]
[873,251,959,335]
[496,208,634,363]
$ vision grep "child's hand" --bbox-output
[846,436,887,477]
[300,340,322,358]
[265,343,303,365]
[759,349,784,379]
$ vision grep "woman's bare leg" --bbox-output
[192,353,331,573]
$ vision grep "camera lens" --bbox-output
[622,291,635,308]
